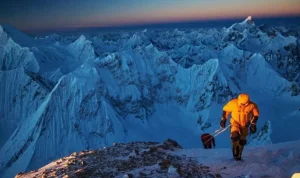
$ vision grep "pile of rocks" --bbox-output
[16,139,221,178]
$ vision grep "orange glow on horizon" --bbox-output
[5,0,300,31]
[76,1,300,28]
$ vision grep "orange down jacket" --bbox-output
[223,98,259,127]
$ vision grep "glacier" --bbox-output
[0,17,300,177]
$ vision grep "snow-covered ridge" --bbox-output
[0,77,64,178]
[0,68,48,147]
[226,16,255,34]
[0,24,35,47]
[15,139,300,178]
[241,16,254,25]
[67,35,97,62]
[0,25,39,72]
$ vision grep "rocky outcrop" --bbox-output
[15,139,220,178]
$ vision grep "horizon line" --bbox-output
[10,14,300,35]
[52,14,300,29]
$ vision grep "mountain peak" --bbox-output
[68,35,90,48]
[0,24,36,47]
[246,16,252,21]
[226,16,255,33]
[241,16,255,26]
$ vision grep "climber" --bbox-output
[220,93,259,161]
[201,133,215,149]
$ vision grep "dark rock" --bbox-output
[163,138,183,149]
[159,159,171,169]
[15,172,24,178]
[215,173,222,178]
[139,171,147,177]
[134,149,139,155]
[149,146,158,153]
[126,173,134,178]
[176,165,183,176]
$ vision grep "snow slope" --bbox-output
[178,139,300,178]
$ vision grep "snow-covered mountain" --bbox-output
[15,139,300,178]
[0,17,300,178]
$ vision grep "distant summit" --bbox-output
[226,16,256,33]
[245,16,252,22]
[241,16,255,26]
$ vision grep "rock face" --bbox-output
[15,139,220,178]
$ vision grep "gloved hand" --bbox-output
[250,124,256,133]
[220,119,226,128]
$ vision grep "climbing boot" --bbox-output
[238,145,244,160]
[232,145,241,160]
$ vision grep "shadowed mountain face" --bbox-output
[0,17,300,177]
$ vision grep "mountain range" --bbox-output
[0,16,299,178]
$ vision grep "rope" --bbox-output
[203,124,231,145]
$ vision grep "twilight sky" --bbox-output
[0,0,299,31]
